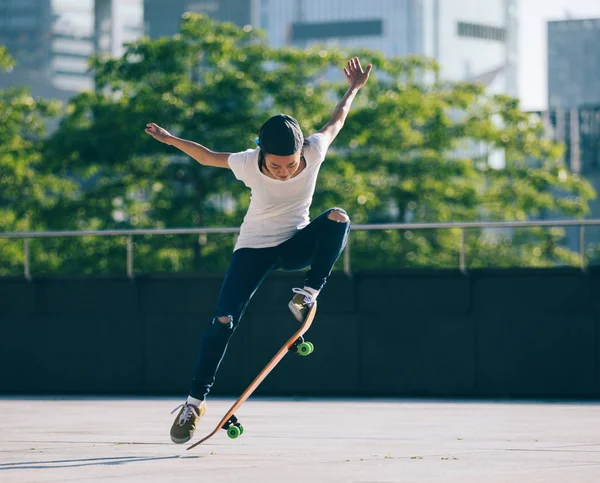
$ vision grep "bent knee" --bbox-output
[214,315,234,329]
[327,209,350,223]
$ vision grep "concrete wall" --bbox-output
[1,268,599,398]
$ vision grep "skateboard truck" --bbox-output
[290,336,315,356]
[222,414,244,439]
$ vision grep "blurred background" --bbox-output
[2,1,600,398]
[0,0,600,275]
[1,0,600,274]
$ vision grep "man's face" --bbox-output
[264,152,302,180]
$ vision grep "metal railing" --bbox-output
[1,219,599,279]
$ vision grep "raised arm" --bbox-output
[145,123,232,169]
[318,57,372,146]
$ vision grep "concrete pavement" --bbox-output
[1,397,599,482]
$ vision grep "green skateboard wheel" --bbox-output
[227,425,241,439]
[297,342,312,356]
[237,424,244,435]
[306,341,314,353]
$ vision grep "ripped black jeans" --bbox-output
[189,208,350,400]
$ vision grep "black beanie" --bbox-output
[258,114,304,156]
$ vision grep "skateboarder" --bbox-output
[145,57,372,444]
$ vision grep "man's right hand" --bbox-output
[145,123,174,145]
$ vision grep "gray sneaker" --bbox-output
[288,288,316,323]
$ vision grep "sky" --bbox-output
[519,0,600,111]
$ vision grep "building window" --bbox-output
[292,19,383,41]
[457,21,506,42]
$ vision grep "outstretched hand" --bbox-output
[344,57,372,90]
[145,123,174,145]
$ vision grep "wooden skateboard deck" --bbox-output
[187,302,317,450]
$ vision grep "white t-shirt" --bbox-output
[227,132,329,251]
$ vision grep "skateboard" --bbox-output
[187,302,317,450]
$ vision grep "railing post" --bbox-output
[343,234,351,276]
[579,225,585,271]
[24,239,31,281]
[127,236,134,279]
[459,228,466,273]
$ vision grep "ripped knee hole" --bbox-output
[213,315,234,329]
[327,210,350,223]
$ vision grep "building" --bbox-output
[537,107,600,177]
[52,0,143,97]
[0,0,143,101]
[143,0,187,39]
[260,0,423,59]
[258,0,518,96]
[141,0,517,96]
[0,0,55,96]
[50,0,96,96]
[423,0,518,95]
[143,0,254,39]
[548,18,600,110]
[544,19,600,250]
[96,0,144,58]
[0,0,53,69]
[0,1,518,103]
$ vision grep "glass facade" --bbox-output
[548,19,600,110]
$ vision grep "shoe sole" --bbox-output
[171,433,192,444]
[288,301,304,322]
